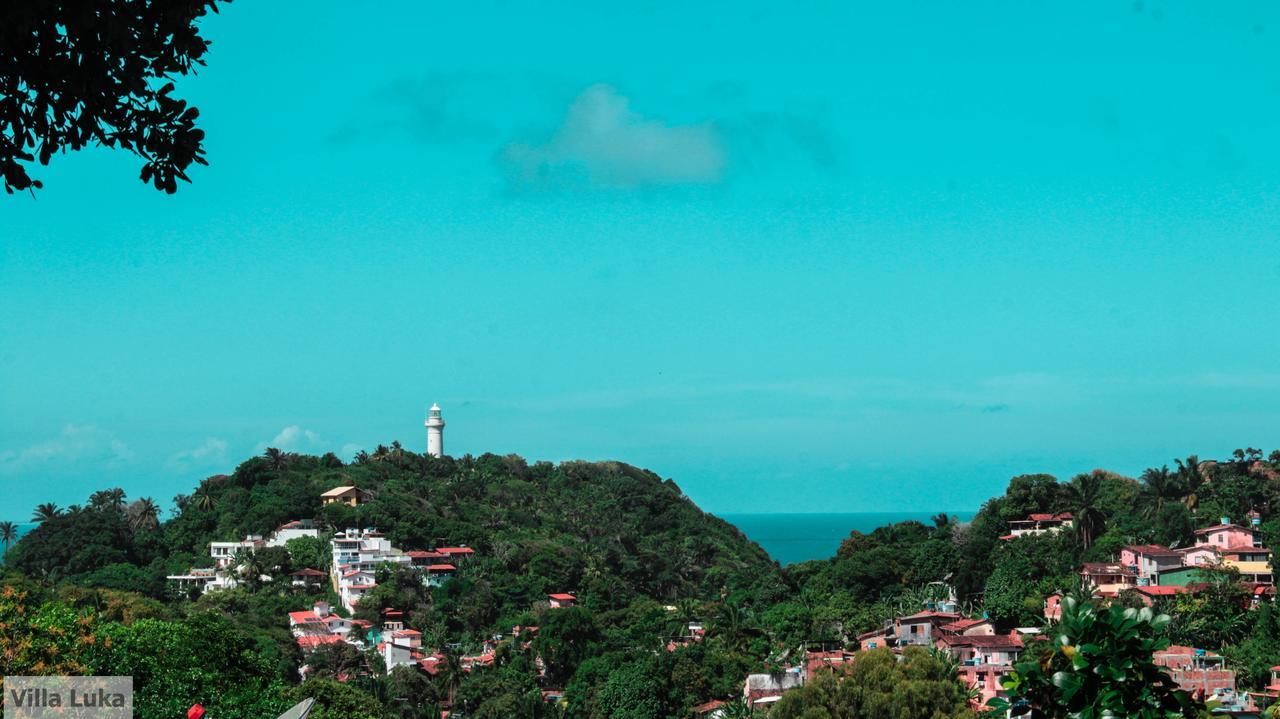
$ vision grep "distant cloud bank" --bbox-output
[0,424,132,473]
[499,84,726,191]
[263,425,326,452]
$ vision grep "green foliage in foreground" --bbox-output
[990,597,1202,719]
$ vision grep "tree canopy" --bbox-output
[0,0,229,194]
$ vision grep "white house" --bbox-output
[266,519,321,547]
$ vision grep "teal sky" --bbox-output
[3,1,1280,520]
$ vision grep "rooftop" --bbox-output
[1123,544,1181,557]
[320,485,361,497]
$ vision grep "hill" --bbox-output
[8,446,1280,718]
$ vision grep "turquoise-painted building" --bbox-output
[1156,566,1214,587]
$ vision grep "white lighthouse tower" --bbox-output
[425,403,445,458]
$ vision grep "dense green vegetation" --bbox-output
[770,647,979,719]
[3,446,1280,717]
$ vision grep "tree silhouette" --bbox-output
[89,487,127,512]
[0,0,230,194]
[30,502,61,522]
[264,447,288,472]
[1139,465,1182,517]
[192,487,216,512]
[1174,455,1204,511]
[0,521,17,553]
[1063,472,1107,550]
[127,497,161,533]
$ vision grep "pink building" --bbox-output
[936,633,1024,705]
[1153,645,1236,699]
[1194,522,1257,550]
[1119,545,1182,579]
[1044,592,1063,622]
[857,628,887,651]
[1178,546,1220,567]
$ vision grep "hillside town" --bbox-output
[729,510,1279,714]
[162,469,1280,717]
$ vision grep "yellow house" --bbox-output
[1224,559,1273,585]
[320,486,371,507]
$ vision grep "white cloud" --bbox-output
[166,437,229,471]
[340,443,365,460]
[500,84,725,190]
[263,425,326,452]
[0,424,133,473]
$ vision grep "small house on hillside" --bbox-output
[1130,585,1188,606]
[940,617,995,636]
[1158,565,1216,587]
[1119,545,1182,579]
[1194,520,1258,550]
[1154,645,1237,697]
[1080,563,1137,597]
[321,486,372,507]
[894,611,962,647]
[803,650,856,682]
[1005,512,1074,539]
[548,593,577,609]
[290,568,327,587]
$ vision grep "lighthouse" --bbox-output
[425,403,445,458]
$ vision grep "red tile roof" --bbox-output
[437,547,475,556]
[548,593,577,601]
[694,700,727,714]
[1123,544,1180,557]
[1134,585,1187,596]
[941,617,990,632]
[297,635,344,648]
[937,633,1023,649]
[288,611,322,624]
[426,564,456,572]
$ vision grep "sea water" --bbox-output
[720,512,974,565]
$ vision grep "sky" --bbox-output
[3,1,1280,521]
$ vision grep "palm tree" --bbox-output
[192,489,215,512]
[1139,465,1182,517]
[231,549,268,590]
[436,652,464,707]
[31,502,61,522]
[264,447,287,471]
[127,497,161,533]
[1064,472,1107,550]
[0,521,17,553]
[89,488,126,512]
[931,513,953,529]
[1175,455,1205,512]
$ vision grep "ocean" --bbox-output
[720,512,974,566]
